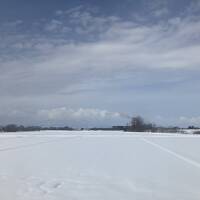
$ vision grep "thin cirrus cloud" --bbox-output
[2,10,200,91]
[0,1,200,127]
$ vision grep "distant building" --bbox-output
[112,126,129,131]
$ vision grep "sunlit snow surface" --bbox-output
[0,131,200,200]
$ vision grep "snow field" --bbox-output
[0,131,200,200]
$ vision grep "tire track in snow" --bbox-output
[141,138,200,169]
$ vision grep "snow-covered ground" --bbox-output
[1,130,200,200]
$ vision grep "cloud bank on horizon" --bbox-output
[0,0,200,127]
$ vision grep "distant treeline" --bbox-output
[0,124,74,132]
[0,116,199,133]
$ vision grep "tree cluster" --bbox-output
[127,116,156,132]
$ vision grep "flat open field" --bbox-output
[0,131,200,200]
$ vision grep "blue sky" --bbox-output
[0,0,200,127]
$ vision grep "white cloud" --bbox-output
[38,107,127,121]
[2,20,23,28]
[153,7,169,17]
[147,0,169,18]
[0,5,200,126]
[179,116,200,126]
[45,19,63,32]
[0,7,200,98]
[35,107,130,127]
[55,10,64,16]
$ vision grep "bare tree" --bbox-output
[128,116,155,132]
[129,116,145,132]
